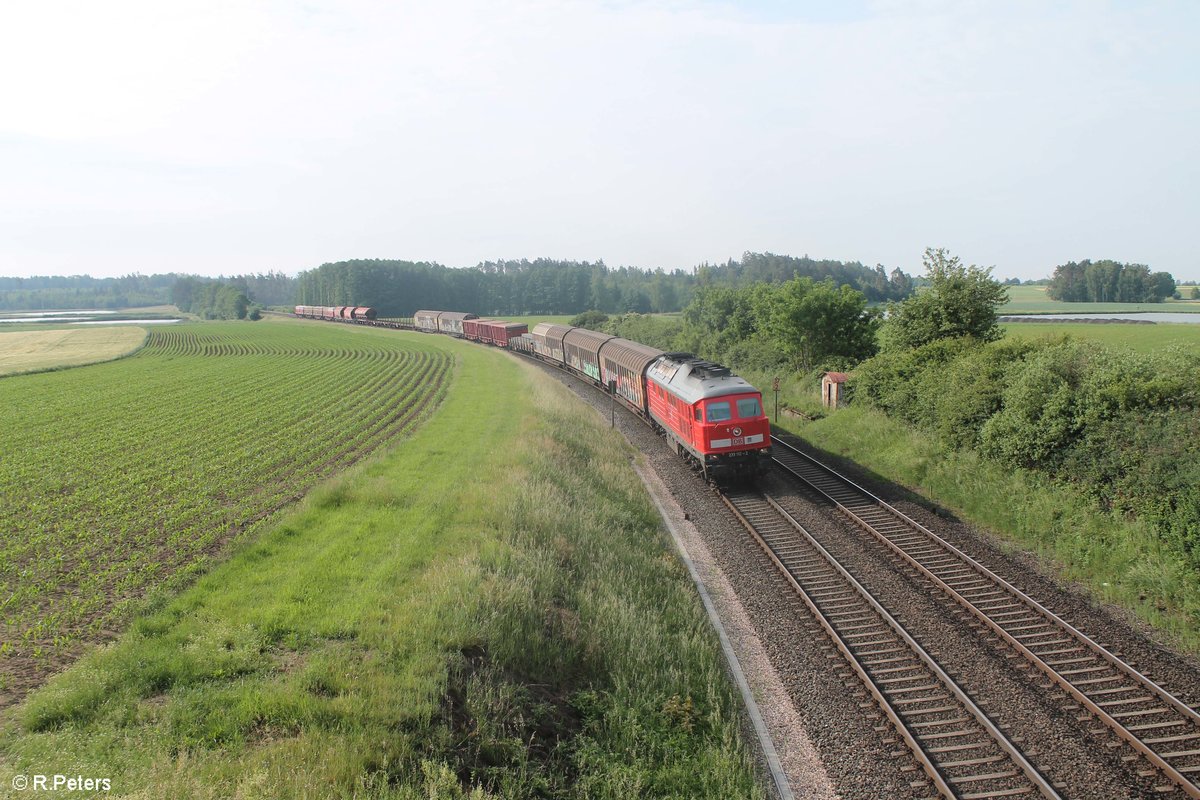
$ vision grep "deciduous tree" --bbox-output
[882,248,1007,350]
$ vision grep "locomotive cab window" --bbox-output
[705,401,731,422]
[736,397,762,418]
[694,408,702,421]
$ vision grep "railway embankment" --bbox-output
[541,356,1200,798]
[777,405,1200,656]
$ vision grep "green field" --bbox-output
[0,319,452,703]
[0,325,761,798]
[1002,321,1200,353]
[1001,284,1200,314]
[0,326,150,376]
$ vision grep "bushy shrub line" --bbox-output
[851,336,1200,565]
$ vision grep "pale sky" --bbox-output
[1,0,1197,282]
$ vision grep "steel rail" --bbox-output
[770,434,1200,797]
[721,489,1060,800]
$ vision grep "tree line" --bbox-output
[0,272,297,312]
[601,248,999,375]
[1046,259,1175,302]
[295,254,916,317]
[694,252,914,302]
[170,277,259,320]
[0,274,177,311]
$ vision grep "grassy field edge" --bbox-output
[1,338,762,798]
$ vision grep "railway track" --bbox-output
[769,435,1200,797]
[721,488,1060,799]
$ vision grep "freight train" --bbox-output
[293,305,771,483]
[294,304,378,322]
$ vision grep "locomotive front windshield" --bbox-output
[704,396,763,422]
[706,402,732,422]
[736,397,762,417]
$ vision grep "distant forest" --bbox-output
[0,272,296,312]
[5,254,1185,316]
[295,253,916,317]
[0,274,178,311]
[3,254,915,316]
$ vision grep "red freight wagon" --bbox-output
[473,320,502,345]
[486,322,528,347]
[645,353,771,482]
[462,318,497,342]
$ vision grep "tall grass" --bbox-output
[0,338,761,798]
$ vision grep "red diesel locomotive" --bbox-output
[524,322,771,483]
[645,353,770,482]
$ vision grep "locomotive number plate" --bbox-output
[732,437,744,446]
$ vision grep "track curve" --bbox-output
[769,435,1200,797]
[722,488,1061,800]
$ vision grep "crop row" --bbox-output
[0,321,453,689]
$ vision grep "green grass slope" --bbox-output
[1,336,761,798]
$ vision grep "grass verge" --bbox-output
[0,339,761,798]
[774,405,1200,653]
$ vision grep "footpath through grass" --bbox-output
[774,404,1200,653]
[0,338,761,798]
[0,326,148,376]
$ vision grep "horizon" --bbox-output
[2,252,1195,286]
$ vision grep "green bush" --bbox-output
[851,337,978,427]
[930,338,1040,449]
[850,333,1200,568]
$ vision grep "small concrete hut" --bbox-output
[821,372,848,409]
